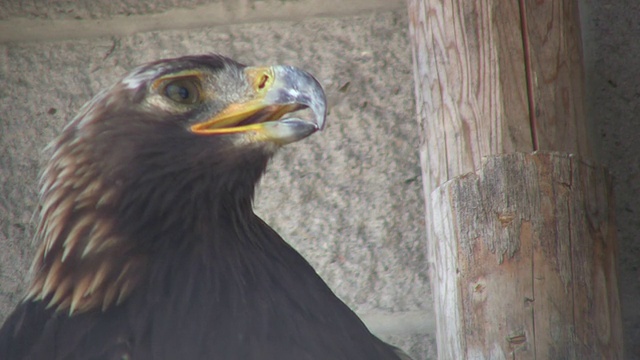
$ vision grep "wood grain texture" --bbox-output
[408,0,531,195]
[429,152,622,359]
[408,2,605,357]
[408,0,590,194]
[523,0,589,157]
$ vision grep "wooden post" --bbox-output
[407,0,623,358]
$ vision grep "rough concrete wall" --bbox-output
[0,0,396,21]
[582,0,640,357]
[0,0,402,43]
[0,6,435,360]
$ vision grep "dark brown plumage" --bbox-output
[0,55,410,359]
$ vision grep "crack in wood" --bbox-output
[518,0,540,151]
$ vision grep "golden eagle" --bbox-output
[0,55,410,360]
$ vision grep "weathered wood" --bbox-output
[430,152,622,359]
[522,0,589,156]
[407,0,531,194]
[407,0,621,358]
[407,0,590,193]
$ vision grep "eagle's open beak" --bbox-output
[190,65,327,145]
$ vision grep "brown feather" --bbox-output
[101,284,119,312]
[54,297,72,313]
[25,140,142,314]
[62,215,94,261]
[46,277,72,310]
[73,273,93,300]
[96,187,118,208]
[87,261,111,296]
[69,280,87,315]
[23,274,44,300]
[40,258,63,298]
[80,228,106,258]
[116,279,135,306]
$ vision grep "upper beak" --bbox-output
[190,65,327,145]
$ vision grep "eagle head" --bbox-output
[24,55,327,315]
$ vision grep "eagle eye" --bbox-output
[163,78,201,105]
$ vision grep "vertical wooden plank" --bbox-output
[430,185,465,359]
[494,1,536,154]
[523,0,590,156]
[529,154,576,359]
[407,0,531,195]
[466,154,537,359]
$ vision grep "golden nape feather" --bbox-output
[25,124,146,315]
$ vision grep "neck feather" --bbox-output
[26,139,270,315]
